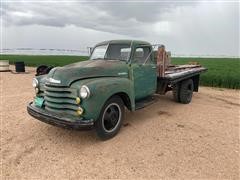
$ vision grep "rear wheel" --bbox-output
[95,96,124,140]
[179,79,194,104]
[172,83,180,102]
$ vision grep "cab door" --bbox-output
[131,46,157,100]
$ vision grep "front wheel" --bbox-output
[95,96,125,140]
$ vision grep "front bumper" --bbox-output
[27,102,94,130]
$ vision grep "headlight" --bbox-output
[32,78,38,88]
[80,85,90,99]
[35,87,39,94]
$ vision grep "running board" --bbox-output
[135,95,159,110]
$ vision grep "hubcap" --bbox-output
[102,103,121,133]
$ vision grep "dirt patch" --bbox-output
[157,110,171,116]
[123,123,131,127]
[208,96,240,107]
[1,66,239,179]
[176,124,185,128]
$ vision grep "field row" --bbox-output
[1,55,239,89]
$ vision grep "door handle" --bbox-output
[152,66,156,69]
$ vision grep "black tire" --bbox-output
[45,66,54,74]
[95,96,124,140]
[179,79,194,104]
[36,65,48,76]
[172,83,180,102]
[36,65,54,76]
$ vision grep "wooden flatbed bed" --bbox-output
[157,64,207,94]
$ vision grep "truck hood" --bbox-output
[46,60,129,86]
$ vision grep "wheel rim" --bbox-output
[102,103,121,133]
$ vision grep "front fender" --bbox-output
[71,77,134,121]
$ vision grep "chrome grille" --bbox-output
[44,84,78,116]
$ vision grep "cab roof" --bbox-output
[95,39,151,47]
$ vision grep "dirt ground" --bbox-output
[1,66,239,179]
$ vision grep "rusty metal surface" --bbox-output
[135,95,159,110]
[47,60,129,87]
[164,67,207,79]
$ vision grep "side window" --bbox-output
[105,44,131,61]
[120,48,131,61]
[133,47,151,64]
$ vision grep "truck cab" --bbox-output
[27,40,206,140]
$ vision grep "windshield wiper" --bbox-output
[92,57,127,62]
[117,59,127,62]
[91,58,104,60]
[104,58,126,62]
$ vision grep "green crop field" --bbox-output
[172,58,240,89]
[1,55,239,89]
[0,55,88,67]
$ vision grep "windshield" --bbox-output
[90,44,131,61]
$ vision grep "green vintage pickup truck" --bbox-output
[27,40,206,140]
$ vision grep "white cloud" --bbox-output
[2,1,198,36]
[1,1,239,56]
